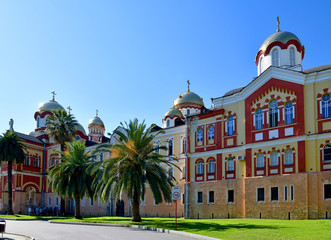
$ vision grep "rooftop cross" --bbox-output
[51,90,56,101]
[67,106,72,114]
[96,109,99,117]
[187,80,190,92]
[277,16,280,32]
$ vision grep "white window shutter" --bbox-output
[278,109,280,121]
[292,106,295,119]
[283,108,285,121]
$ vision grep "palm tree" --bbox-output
[0,131,26,215]
[45,108,78,215]
[48,141,94,219]
[91,119,178,222]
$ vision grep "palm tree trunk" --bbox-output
[7,161,14,215]
[60,143,65,216]
[131,187,141,222]
[74,193,82,219]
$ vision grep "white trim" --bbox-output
[253,114,255,126]
[282,108,285,121]
[293,105,295,118]
[225,121,227,133]
[233,119,235,131]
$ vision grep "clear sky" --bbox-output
[0,1,330,135]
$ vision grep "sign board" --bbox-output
[172,186,181,200]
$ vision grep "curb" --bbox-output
[3,232,35,240]
[48,221,220,240]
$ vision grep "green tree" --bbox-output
[48,141,94,219]
[0,131,26,215]
[45,109,78,151]
[91,119,178,222]
[45,108,78,214]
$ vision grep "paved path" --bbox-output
[5,220,202,240]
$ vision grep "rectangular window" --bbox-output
[90,198,93,206]
[48,198,51,206]
[290,185,294,201]
[284,186,288,202]
[257,188,264,202]
[208,191,214,204]
[55,197,59,206]
[197,191,203,204]
[182,194,185,205]
[228,190,234,203]
[271,187,279,201]
[324,184,331,200]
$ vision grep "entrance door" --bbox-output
[116,200,124,216]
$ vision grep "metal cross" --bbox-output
[187,80,190,91]
[96,109,99,117]
[51,90,56,101]
[277,16,280,32]
[67,106,72,114]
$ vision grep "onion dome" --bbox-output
[164,107,184,120]
[75,123,87,135]
[259,31,301,53]
[173,90,204,109]
[88,116,104,127]
[37,100,65,113]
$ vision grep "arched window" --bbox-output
[270,151,278,166]
[285,149,293,165]
[24,154,30,166]
[285,101,293,124]
[228,157,234,171]
[322,94,331,118]
[208,126,215,140]
[187,109,190,116]
[228,116,234,136]
[197,128,203,142]
[37,116,40,128]
[269,100,278,128]
[323,144,331,162]
[272,48,279,66]
[197,161,203,175]
[33,156,39,168]
[255,108,263,130]
[168,139,173,156]
[182,138,186,153]
[208,159,215,174]
[257,153,264,168]
[166,119,170,128]
[259,56,263,74]
[290,47,295,66]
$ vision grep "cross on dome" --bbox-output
[187,80,190,92]
[51,90,56,101]
[67,106,72,114]
[277,16,280,32]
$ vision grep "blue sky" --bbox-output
[0,1,330,135]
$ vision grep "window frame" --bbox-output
[227,157,234,172]
[289,47,295,66]
[197,191,203,204]
[272,48,279,67]
[255,108,263,130]
[197,160,204,175]
[168,139,173,156]
[197,128,203,142]
[285,149,294,165]
[321,94,331,119]
[208,191,215,204]
[208,126,215,140]
[270,187,279,202]
[227,115,234,136]
[208,159,215,174]
[323,144,331,162]
[227,189,234,203]
[285,101,294,125]
[257,187,265,202]
[257,153,264,169]
[269,99,278,128]
[270,151,279,167]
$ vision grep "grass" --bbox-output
[1,215,331,239]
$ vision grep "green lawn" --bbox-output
[1,215,330,240]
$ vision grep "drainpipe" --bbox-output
[184,115,190,219]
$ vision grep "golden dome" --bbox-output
[75,123,87,135]
[164,107,184,119]
[37,100,65,112]
[89,116,104,127]
[173,90,204,108]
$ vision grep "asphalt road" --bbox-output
[6,220,201,240]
